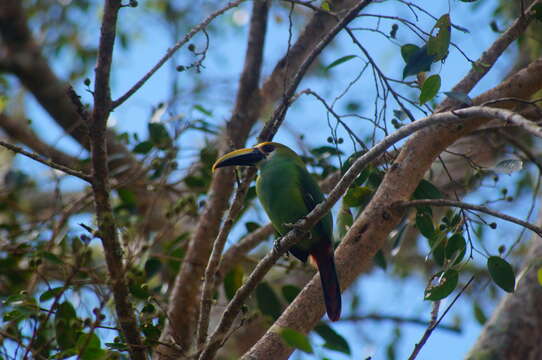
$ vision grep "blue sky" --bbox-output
[12,0,535,359]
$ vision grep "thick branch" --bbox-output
[156,1,270,356]
[0,0,141,180]
[242,53,542,359]
[89,1,145,359]
[196,106,535,360]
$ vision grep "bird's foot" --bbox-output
[273,237,282,255]
[284,221,311,239]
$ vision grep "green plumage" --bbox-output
[255,146,332,259]
[213,142,341,321]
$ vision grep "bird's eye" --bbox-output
[260,143,275,154]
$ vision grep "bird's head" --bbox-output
[212,142,294,171]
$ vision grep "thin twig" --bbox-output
[199,105,532,360]
[407,301,440,360]
[437,0,542,111]
[111,0,245,109]
[196,169,256,346]
[258,0,374,142]
[340,313,460,333]
[394,199,542,237]
[407,276,475,360]
[0,140,91,182]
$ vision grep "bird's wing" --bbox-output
[297,165,333,242]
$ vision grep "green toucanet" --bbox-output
[212,142,341,321]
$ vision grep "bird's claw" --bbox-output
[284,221,311,239]
[273,237,282,255]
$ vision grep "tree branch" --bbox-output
[217,223,275,281]
[437,0,542,111]
[89,1,145,359]
[0,113,88,173]
[341,313,460,333]
[241,56,542,359]
[198,105,534,360]
[258,0,374,142]
[111,0,245,109]
[156,1,269,356]
[0,0,142,180]
[466,214,542,360]
[394,199,542,238]
[0,140,91,182]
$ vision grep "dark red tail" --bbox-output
[311,244,341,321]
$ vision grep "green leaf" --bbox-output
[538,267,542,286]
[76,332,106,360]
[256,282,282,319]
[281,285,301,303]
[144,258,162,278]
[445,233,466,265]
[416,211,435,239]
[148,123,171,149]
[402,44,435,79]
[373,249,387,270]
[41,251,64,265]
[419,74,441,104]
[194,104,213,116]
[224,265,244,300]
[401,44,420,63]
[184,175,207,189]
[343,186,373,208]
[117,188,137,208]
[325,55,357,71]
[55,301,79,350]
[487,256,515,292]
[473,302,487,325]
[321,1,331,12]
[279,328,313,353]
[427,14,451,61]
[413,179,443,200]
[424,270,459,301]
[314,323,351,355]
[443,91,473,106]
[533,4,542,21]
[428,234,446,266]
[39,287,64,302]
[133,140,154,154]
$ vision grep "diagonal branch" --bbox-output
[111,0,245,109]
[258,0,374,142]
[155,1,270,356]
[241,55,542,359]
[200,105,536,360]
[394,199,542,237]
[437,0,542,111]
[0,140,91,182]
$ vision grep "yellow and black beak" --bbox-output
[212,147,265,171]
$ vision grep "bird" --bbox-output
[212,141,341,321]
